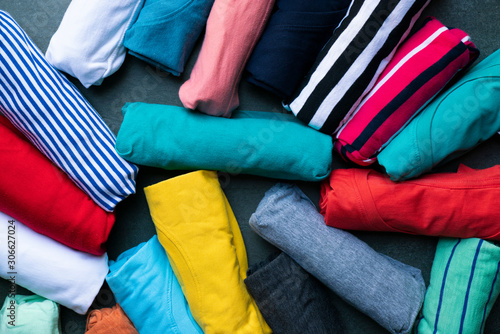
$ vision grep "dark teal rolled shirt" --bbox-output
[124,0,214,75]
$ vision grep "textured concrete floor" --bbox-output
[1,0,500,333]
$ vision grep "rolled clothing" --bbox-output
[286,0,430,135]
[416,238,500,334]
[85,304,138,334]
[249,183,425,334]
[0,295,60,334]
[124,0,214,76]
[245,0,350,99]
[0,10,138,212]
[0,115,114,255]
[0,211,108,315]
[106,236,202,334]
[144,170,271,333]
[378,48,500,181]
[245,251,345,334]
[116,102,332,181]
[320,165,500,240]
[335,17,479,166]
[178,0,275,117]
[46,0,144,87]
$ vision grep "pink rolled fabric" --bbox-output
[179,0,275,117]
[334,17,478,166]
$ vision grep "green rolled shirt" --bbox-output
[0,294,60,333]
[417,238,500,333]
[116,102,333,181]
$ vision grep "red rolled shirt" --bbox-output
[0,116,114,255]
[320,164,500,240]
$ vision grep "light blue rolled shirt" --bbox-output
[106,235,202,334]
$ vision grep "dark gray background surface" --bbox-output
[1,0,500,333]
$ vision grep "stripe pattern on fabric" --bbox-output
[334,17,479,166]
[432,239,461,334]
[287,0,431,135]
[417,238,500,334]
[0,11,138,212]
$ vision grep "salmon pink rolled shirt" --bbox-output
[179,0,275,117]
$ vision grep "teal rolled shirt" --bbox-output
[378,49,500,181]
[116,102,333,181]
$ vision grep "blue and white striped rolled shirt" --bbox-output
[0,10,138,212]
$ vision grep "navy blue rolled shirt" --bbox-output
[245,0,350,99]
